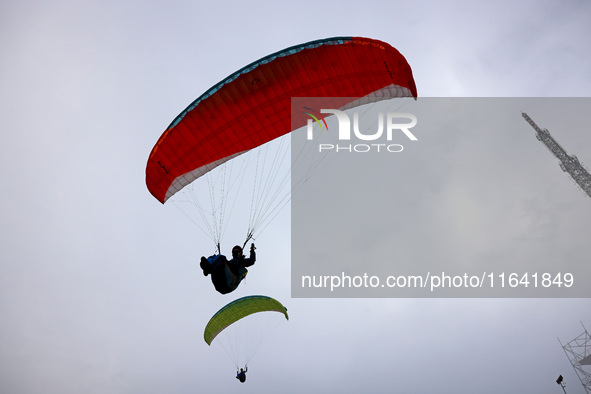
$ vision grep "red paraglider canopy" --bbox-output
[146,36,417,203]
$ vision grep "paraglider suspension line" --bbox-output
[242,232,254,251]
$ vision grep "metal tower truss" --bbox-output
[522,112,591,199]
[559,324,591,394]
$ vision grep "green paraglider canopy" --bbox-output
[204,295,289,346]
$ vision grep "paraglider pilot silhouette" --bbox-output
[236,365,248,383]
[200,243,256,294]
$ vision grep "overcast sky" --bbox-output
[1,1,591,393]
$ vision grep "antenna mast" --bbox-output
[521,112,591,199]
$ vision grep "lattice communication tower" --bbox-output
[559,324,591,393]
